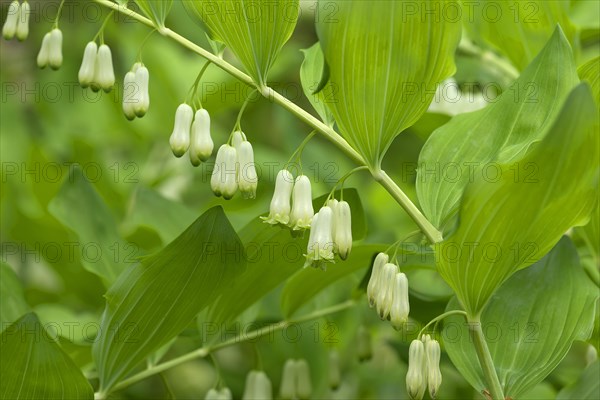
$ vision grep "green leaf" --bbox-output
[557,360,600,400]
[48,167,129,286]
[417,28,580,230]
[209,188,366,324]
[315,0,461,166]
[443,237,598,398]
[436,83,599,315]
[93,206,246,394]
[281,244,385,317]
[465,0,578,70]
[299,43,335,127]
[0,262,29,332]
[184,0,299,86]
[134,0,173,28]
[578,57,600,106]
[0,313,94,399]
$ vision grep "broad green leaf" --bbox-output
[444,237,598,398]
[578,57,600,105]
[93,206,245,394]
[134,0,173,28]
[465,0,578,70]
[316,0,461,167]
[0,313,94,399]
[557,360,600,400]
[48,167,129,286]
[299,43,335,127]
[125,187,197,244]
[33,304,98,345]
[436,83,599,315]
[209,188,366,324]
[184,0,299,86]
[417,28,579,231]
[0,262,29,332]
[281,244,384,317]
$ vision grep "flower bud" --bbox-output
[205,389,220,400]
[211,145,238,199]
[425,338,442,398]
[92,44,115,92]
[328,350,341,390]
[169,103,193,157]
[133,64,150,117]
[243,370,272,400]
[334,200,352,259]
[305,206,334,267]
[390,272,410,330]
[406,339,427,400]
[36,32,51,68]
[219,387,232,400]
[279,359,296,400]
[189,108,213,166]
[295,359,312,400]
[122,71,137,120]
[289,175,313,230]
[357,325,372,362]
[15,1,29,41]
[78,41,97,88]
[237,140,258,199]
[48,28,63,70]
[262,169,294,225]
[2,1,19,40]
[367,253,388,307]
[376,263,399,320]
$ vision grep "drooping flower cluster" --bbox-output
[169,103,216,167]
[406,335,442,400]
[122,63,150,120]
[37,29,63,70]
[205,387,232,400]
[209,131,257,200]
[78,42,115,92]
[366,252,410,329]
[242,370,272,400]
[2,0,29,41]
[279,359,312,400]
[262,169,313,229]
[304,198,353,268]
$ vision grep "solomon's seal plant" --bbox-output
[1,0,598,399]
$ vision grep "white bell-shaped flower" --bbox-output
[36,32,51,68]
[122,71,137,120]
[305,206,335,267]
[376,262,399,320]
[357,325,372,362]
[425,337,442,398]
[367,252,388,307]
[92,44,115,92]
[262,169,294,225]
[211,144,226,197]
[2,1,19,40]
[169,103,193,157]
[211,145,238,199]
[334,200,352,259]
[237,140,258,199]
[133,64,150,117]
[279,359,296,400]
[289,175,313,230]
[328,350,341,390]
[189,108,213,166]
[295,359,312,400]
[205,389,220,400]
[232,130,245,150]
[243,370,272,400]
[78,41,97,88]
[15,0,29,41]
[390,272,410,330]
[48,28,63,70]
[406,339,427,400]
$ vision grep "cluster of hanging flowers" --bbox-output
[279,359,312,400]
[242,370,272,400]
[168,103,217,168]
[209,131,257,200]
[204,387,232,400]
[78,42,116,92]
[406,334,442,400]
[262,169,313,229]
[37,28,63,70]
[122,62,150,120]
[2,0,29,41]
[366,253,410,330]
